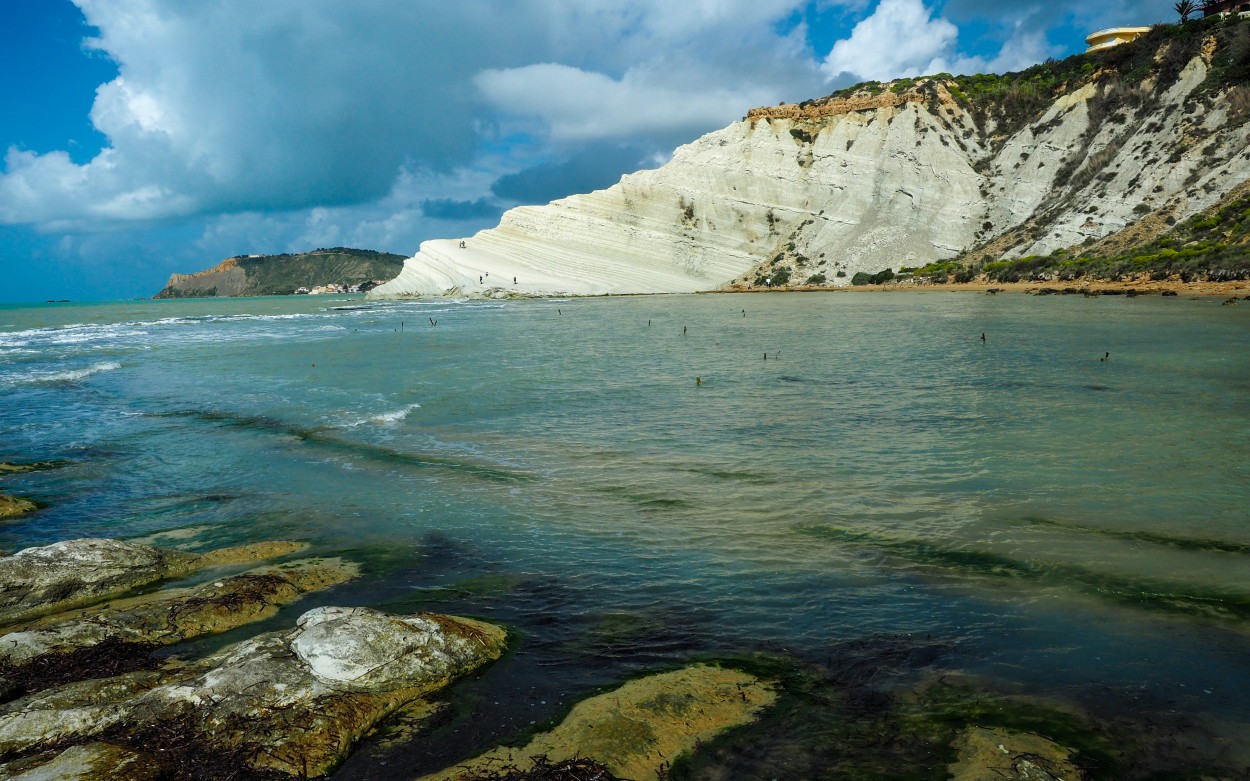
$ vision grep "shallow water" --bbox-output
[2,292,1249,776]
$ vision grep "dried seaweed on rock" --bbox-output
[0,636,162,701]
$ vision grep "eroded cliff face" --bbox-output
[371,24,1250,298]
[157,258,248,298]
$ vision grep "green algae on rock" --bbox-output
[948,726,1082,781]
[0,493,38,521]
[0,461,66,475]
[657,645,1141,781]
[0,461,65,521]
[419,664,776,781]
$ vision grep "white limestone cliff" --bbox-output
[372,43,1250,298]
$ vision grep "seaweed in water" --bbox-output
[459,755,620,781]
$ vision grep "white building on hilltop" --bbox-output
[1085,26,1152,53]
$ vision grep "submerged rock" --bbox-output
[0,493,38,521]
[0,558,359,694]
[421,664,776,781]
[0,461,65,475]
[949,726,1082,781]
[0,538,306,627]
[198,539,308,567]
[0,462,64,520]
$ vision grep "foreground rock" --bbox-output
[950,726,1082,781]
[0,558,358,695]
[421,664,776,781]
[0,607,507,778]
[0,670,167,759]
[0,538,306,626]
[144,607,506,777]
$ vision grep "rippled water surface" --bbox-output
[2,292,1249,776]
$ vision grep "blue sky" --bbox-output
[0,0,1180,303]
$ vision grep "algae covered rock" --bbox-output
[0,538,306,627]
[950,726,1082,781]
[0,462,64,475]
[0,493,38,521]
[422,664,776,781]
[0,538,515,777]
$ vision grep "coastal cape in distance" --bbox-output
[153,247,406,298]
[370,17,1250,299]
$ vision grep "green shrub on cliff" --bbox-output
[851,269,895,286]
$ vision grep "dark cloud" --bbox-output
[420,198,504,221]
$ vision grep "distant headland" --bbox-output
[153,247,405,299]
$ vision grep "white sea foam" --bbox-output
[343,403,422,428]
[0,323,148,350]
[10,361,122,385]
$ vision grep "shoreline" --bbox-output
[724,277,1250,298]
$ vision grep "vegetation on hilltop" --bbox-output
[817,13,1250,140]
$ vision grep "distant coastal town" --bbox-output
[293,280,390,295]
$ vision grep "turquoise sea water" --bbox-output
[1,291,1249,777]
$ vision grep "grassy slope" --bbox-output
[958,16,1250,284]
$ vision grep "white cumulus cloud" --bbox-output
[822,0,960,82]
[475,64,778,142]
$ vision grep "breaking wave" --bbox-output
[9,361,122,385]
[344,403,423,428]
